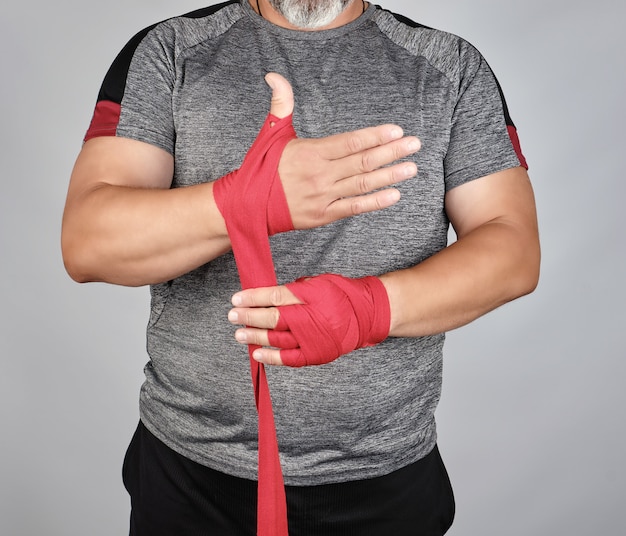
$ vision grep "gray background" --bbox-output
[1,0,624,534]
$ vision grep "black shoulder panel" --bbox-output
[97,1,239,104]
[374,4,429,30]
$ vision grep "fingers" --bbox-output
[252,348,285,366]
[234,326,297,349]
[231,313,291,368]
[265,72,294,121]
[326,188,403,219]
[329,135,421,180]
[316,124,407,160]
[317,159,417,219]
[231,284,301,308]
[229,307,280,330]
[280,135,420,228]
[228,284,301,329]
[333,160,418,200]
[229,284,302,367]
[233,325,292,366]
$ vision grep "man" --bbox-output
[62,0,540,534]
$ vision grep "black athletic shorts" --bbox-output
[122,421,455,536]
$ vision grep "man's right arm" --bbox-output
[62,74,420,287]
[62,135,230,287]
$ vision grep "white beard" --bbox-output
[267,0,355,29]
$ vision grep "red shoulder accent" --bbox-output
[507,125,528,170]
[84,100,122,142]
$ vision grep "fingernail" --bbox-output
[407,138,420,151]
[265,73,276,89]
[228,310,239,323]
[235,331,247,343]
[232,294,243,306]
[385,189,401,203]
[403,164,416,177]
[390,127,403,139]
[252,350,263,362]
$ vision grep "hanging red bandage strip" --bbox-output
[213,114,297,536]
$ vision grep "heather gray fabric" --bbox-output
[110,0,521,485]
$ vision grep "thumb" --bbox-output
[265,72,294,120]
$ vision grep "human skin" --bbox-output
[231,156,540,362]
[226,2,540,363]
[62,0,540,364]
[61,74,419,286]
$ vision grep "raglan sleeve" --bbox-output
[443,40,528,191]
[83,22,176,155]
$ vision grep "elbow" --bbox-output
[62,249,93,284]
[63,262,93,284]
[61,226,97,284]
[61,225,147,287]
[511,240,541,299]
[517,261,540,298]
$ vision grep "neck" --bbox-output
[253,0,367,31]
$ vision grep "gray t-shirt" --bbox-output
[87,0,524,485]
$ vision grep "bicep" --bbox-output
[66,136,174,204]
[445,166,538,239]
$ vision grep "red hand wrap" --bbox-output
[214,114,297,238]
[268,274,391,367]
[213,113,297,536]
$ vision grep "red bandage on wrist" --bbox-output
[214,114,297,237]
[268,274,391,367]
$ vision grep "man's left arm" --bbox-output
[229,165,540,365]
[379,165,539,338]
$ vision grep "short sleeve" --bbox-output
[84,23,176,155]
[444,44,527,191]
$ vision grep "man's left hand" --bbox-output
[228,273,390,367]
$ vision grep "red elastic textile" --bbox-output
[84,100,121,142]
[507,124,528,170]
[268,274,391,368]
[213,114,297,536]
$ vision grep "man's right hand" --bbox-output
[265,73,420,229]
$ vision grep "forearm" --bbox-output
[380,219,540,338]
[62,181,231,286]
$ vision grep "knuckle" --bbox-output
[271,307,281,328]
[356,174,369,194]
[393,143,406,160]
[346,133,364,154]
[360,151,374,173]
[269,287,284,306]
[388,167,400,184]
[350,199,365,215]
[245,330,258,345]
[237,311,250,325]
[244,292,258,307]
